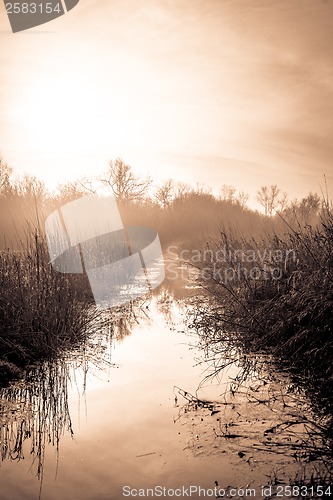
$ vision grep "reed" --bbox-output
[0,360,73,480]
[194,206,333,416]
[0,229,101,381]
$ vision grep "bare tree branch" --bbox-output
[101,158,151,202]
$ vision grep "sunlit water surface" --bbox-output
[0,279,330,500]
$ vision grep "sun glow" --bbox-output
[11,57,191,187]
[17,74,129,155]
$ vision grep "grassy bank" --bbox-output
[0,230,100,385]
[192,205,333,417]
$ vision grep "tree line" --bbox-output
[0,154,328,250]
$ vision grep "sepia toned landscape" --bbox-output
[0,154,332,498]
[1,1,333,499]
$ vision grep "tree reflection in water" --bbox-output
[0,293,178,483]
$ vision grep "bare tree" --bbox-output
[219,184,236,203]
[0,155,13,196]
[256,186,270,215]
[219,184,249,208]
[236,190,249,208]
[256,185,281,215]
[277,191,288,212]
[174,182,192,199]
[57,180,89,202]
[15,174,46,201]
[195,182,212,195]
[298,193,321,220]
[101,158,151,202]
[283,192,321,225]
[155,179,175,209]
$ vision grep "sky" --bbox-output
[0,0,332,207]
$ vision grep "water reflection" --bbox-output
[182,303,333,490]
[0,361,73,479]
[0,305,139,480]
[0,289,182,483]
[0,282,331,498]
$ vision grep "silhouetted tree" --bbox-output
[283,192,321,225]
[219,184,250,208]
[101,158,151,203]
[299,192,321,218]
[256,185,281,215]
[15,174,46,201]
[236,190,250,208]
[0,155,13,197]
[219,184,236,203]
[56,180,88,204]
[174,182,192,199]
[278,191,289,212]
[155,179,175,209]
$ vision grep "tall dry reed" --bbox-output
[0,230,100,376]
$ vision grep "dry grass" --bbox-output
[0,230,101,379]
[193,206,333,417]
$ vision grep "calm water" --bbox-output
[0,277,330,500]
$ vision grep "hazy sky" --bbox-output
[0,0,332,205]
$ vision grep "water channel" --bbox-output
[0,268,331,499]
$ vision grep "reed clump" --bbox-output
[196,206,333,416]
[0,230,99,380]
